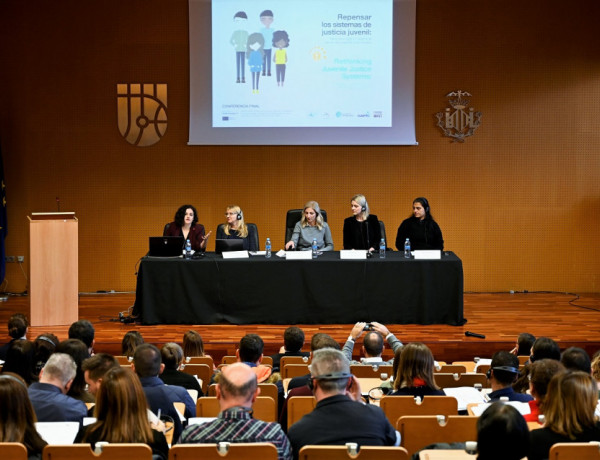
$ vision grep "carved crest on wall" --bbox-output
[435,90,482,142]
[117,83,167,146]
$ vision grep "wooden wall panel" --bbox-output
[0,0,598,294]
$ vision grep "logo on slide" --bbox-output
[117,83,167,146]
[310,46,327,62]
[435,90,482,143]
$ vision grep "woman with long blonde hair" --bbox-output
[285,200,333,251]
[216,205,258,251]
[75,367,168,459]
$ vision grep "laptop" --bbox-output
[148,236,184,257]
[215,238,244,254]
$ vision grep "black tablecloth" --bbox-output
[134,251,464,326]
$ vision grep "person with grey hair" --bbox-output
[287,349,399,459]
[180,363,291,460]
[27,352,87,423]
[159,342,202,394]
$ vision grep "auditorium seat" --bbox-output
[380,395,458,426]
[221,356,273,366]
[451,361,477,373]
[436,364,467,374]
[279,355,311,368]
[549,442,600,459]
[433,373,489,389]
[43,443,153,460]
[396,415,478,456]
[282,363,310,379]
[179,363,211,393]
[285,209,328,244]
[169,442,278,460]
[349,364,393,379]
[0,443,27,460]
[287,396,317,429]
[184,356,214,368]
[298,444,409,460]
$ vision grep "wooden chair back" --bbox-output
[0,443,27,460]
[221,356,273,366]
[169,442,278,460]
[518,355,530,365]
[179,363,211,393]
[43,444,153,460]
[475,364,491,375]
[450,361,477,373]
[433,373,489,389]
[349,365,393,379]
[282,364,310,379]
[437,364,467,374]
[287,396,317,429]
[280,355,311,369]
[184,356,214,368]
[196,396,277,421]
[298,445,409,460]
[380,396,458,425]
[549,442,600,459]
[114,355,132,365]
[396,415,478,456]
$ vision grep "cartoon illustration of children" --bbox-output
[272,30,290,87]
[230,11,249,83]
[259,10,274,77]
[246,33,265,94]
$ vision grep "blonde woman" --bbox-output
[285,201,333,251]
[343,194,381,251]
[216,205,257,251]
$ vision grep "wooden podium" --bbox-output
[28,212,79,326]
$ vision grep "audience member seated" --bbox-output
[33,333,59,375]
[133,343,196,443]
[82,353,120,398]
[180,362,291,460]
[286,333,340,392]
[391,342,444,397]
[561,346,592,373]
[28,352,87,423]
[487,351,533,402]
[232,334,280,384]
[287,348,400,460]
[75,367,169,460]
[342,321,403,365]
[592,350,600,390]
[56,339,94,403]
[182,330,208,360]
[121,330,144,359]
[0,313,28,361]
[530,337,561,363]
[68,319,95,355]
[0,373,47,459]
[159,342,202,395]
[529,371,600,460]
[2,339,38,385]
[510,332,536,357]
[524,359,565,423]
[270,326,310,372]
[279,334,341,432]
[477,402,530,460]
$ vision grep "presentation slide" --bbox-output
[189,0,416,145]
[212,0,393,128]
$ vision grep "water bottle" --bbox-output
[265,238,272,258]
[379,238,386,259]
[312,238,318,258]
[185,239,192,259]
[404,238,411,258]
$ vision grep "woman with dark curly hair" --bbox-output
[163,204,210,252]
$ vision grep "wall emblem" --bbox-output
[117,83,167,146]
[435,90,481,142]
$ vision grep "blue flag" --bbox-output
[0,144,6,284]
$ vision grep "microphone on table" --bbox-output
[465,331,486,339]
